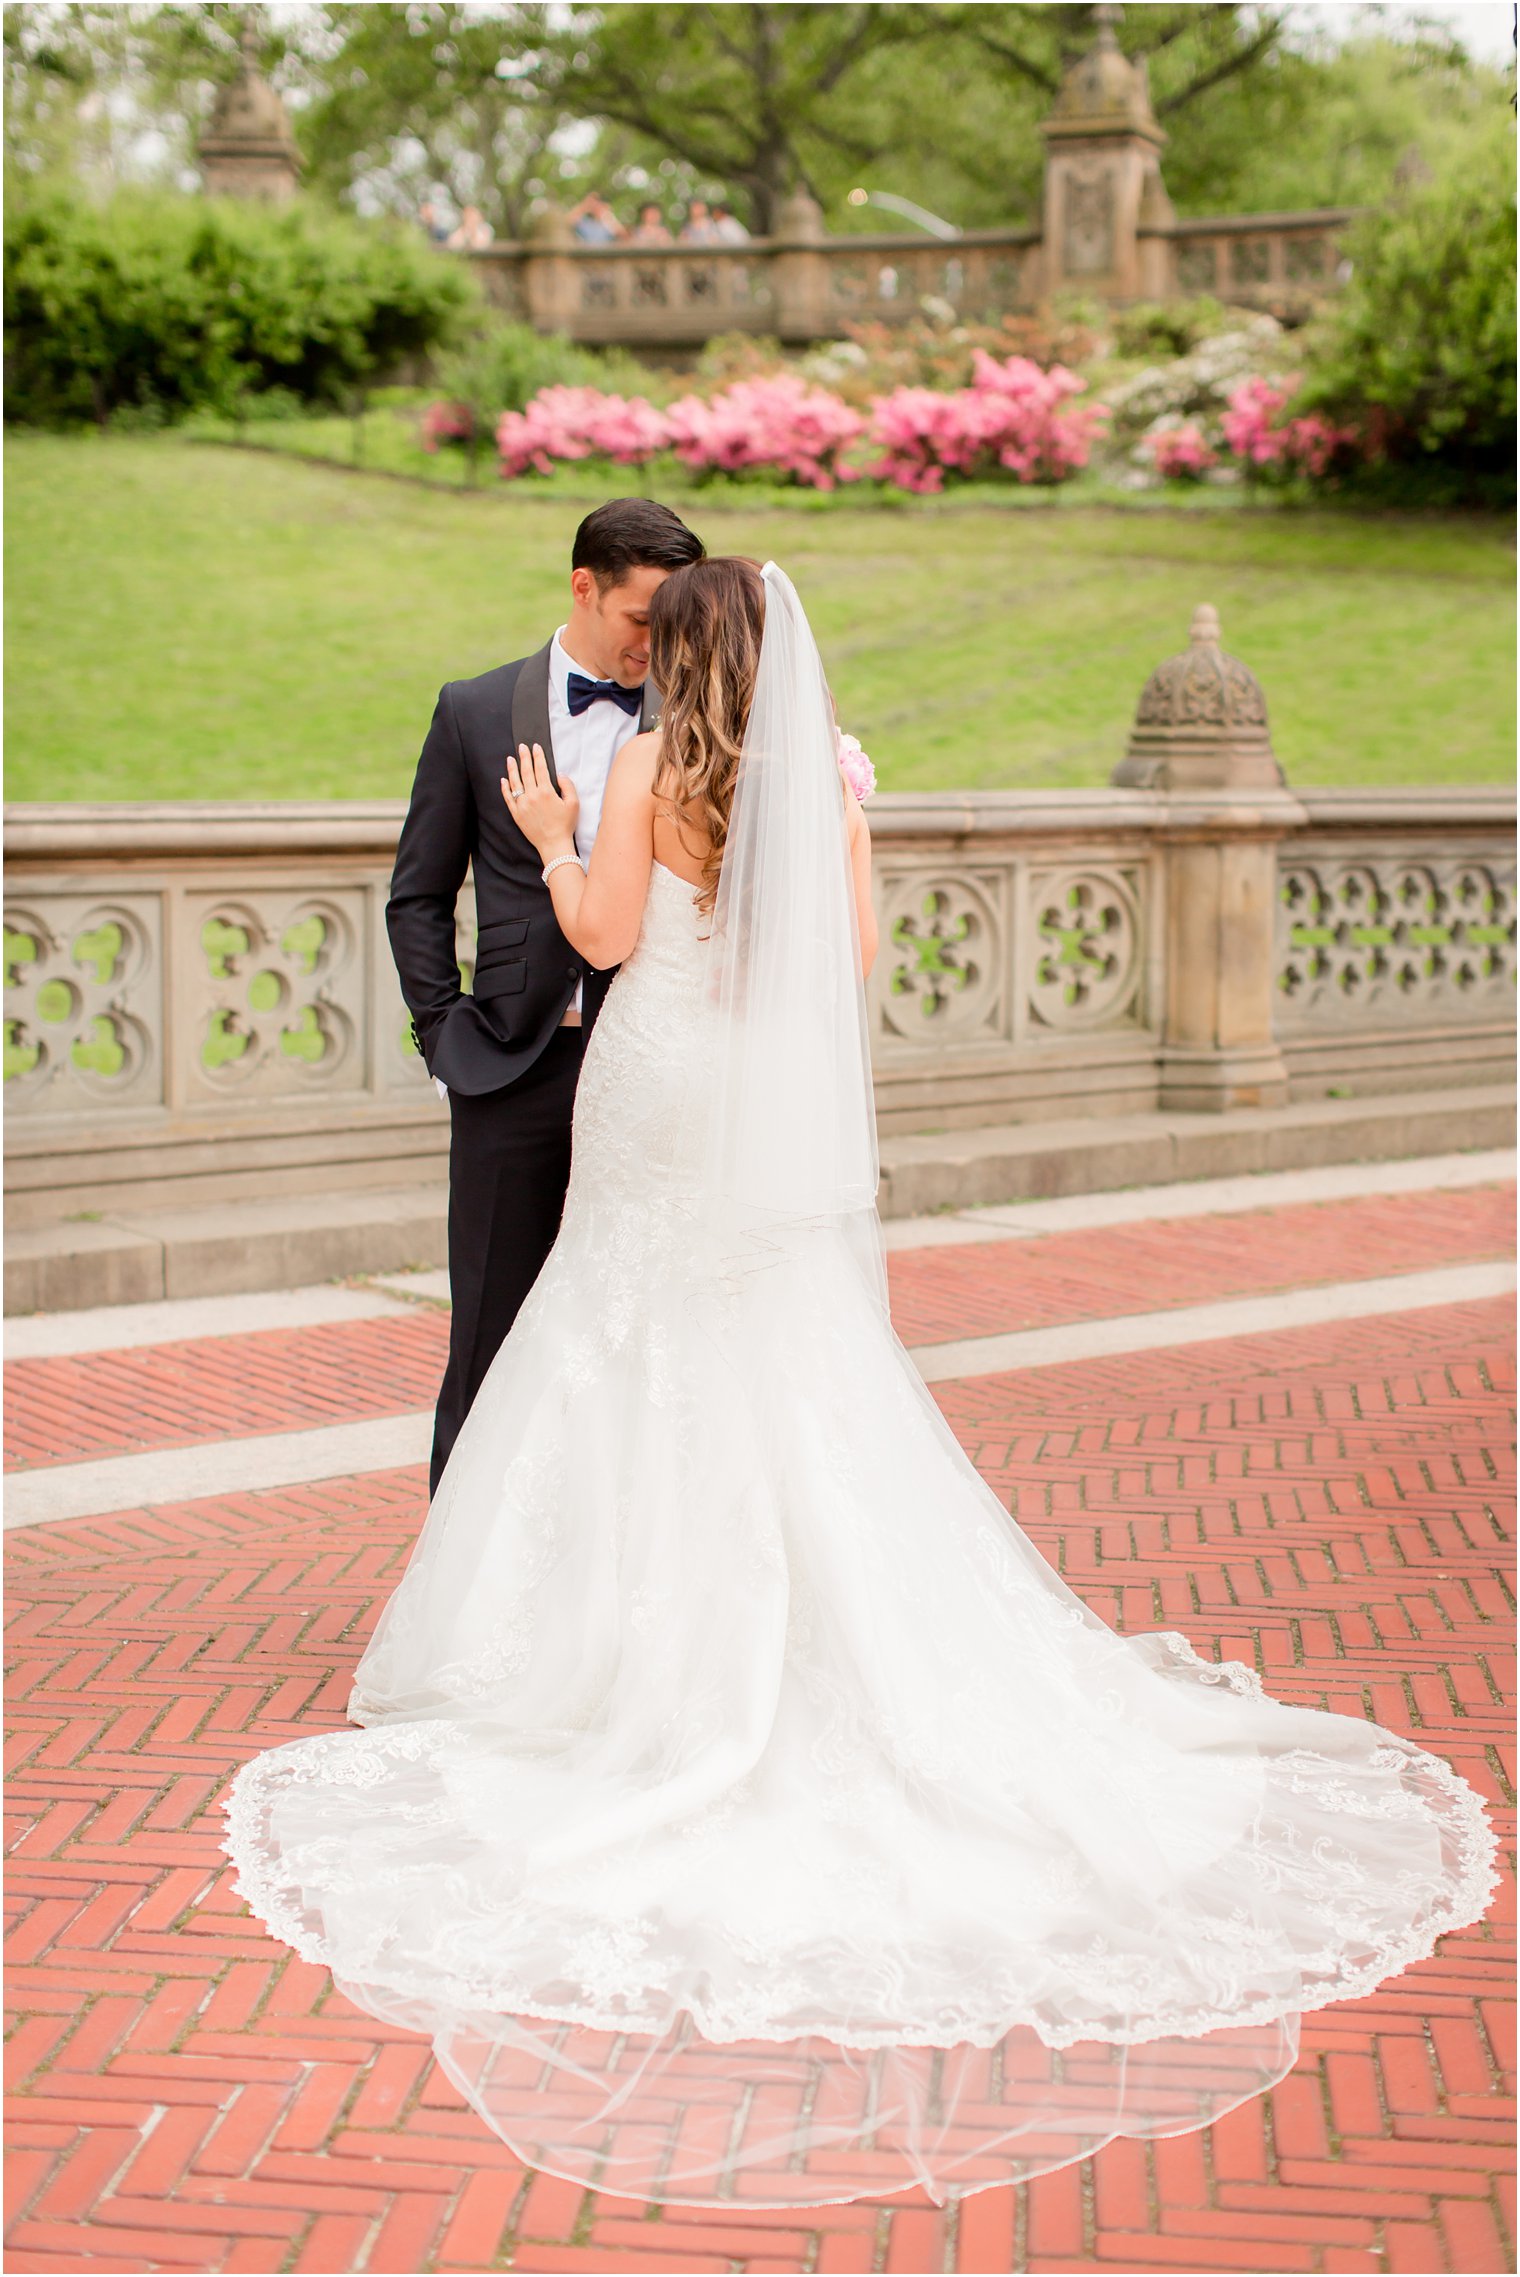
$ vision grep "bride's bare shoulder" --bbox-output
[604,730,663,802]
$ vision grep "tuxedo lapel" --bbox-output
[639,680,660,734]
[511,640,559,790]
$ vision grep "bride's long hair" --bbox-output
[647,555,766,915]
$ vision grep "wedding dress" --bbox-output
[223,568,1496,2211]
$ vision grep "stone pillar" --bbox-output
[770,190,831,342]
[1114,605,1306,1112]
[197,17,302,203]
[522,204,580,333]
[1038,4,1172,304]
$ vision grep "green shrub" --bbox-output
[430,319,667,428]
[1112,297,1235,361]
[4,189,479,427]
[1296,128,1516,499]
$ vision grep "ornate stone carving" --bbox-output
[1027,866,1144,1031]
[187,890,362,1096]
[1230,237,1271,285]
[632,266,668,307]
[875,870,1008,1046]
[196,18,301,203]
[1114,604,1283,791]
[1176,241,1219,292]
[580,266,617,310]
[1285,236,1329,281]
[1276,855,1517,1026]
[1064,169,1115,274]
[3,895,162,1111]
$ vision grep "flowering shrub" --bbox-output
[1101,317,1289,441]
[483,353,1100,495]
[1221,377,1359,479]
[861,353,1104,493]
[836,731,876,802]
[1143,421,1217,480]
[421,399,475,452]
[495,385,671,477]
[666,373,865,490]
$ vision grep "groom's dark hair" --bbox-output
[573,498,705,590]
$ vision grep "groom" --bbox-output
[388,497,706,1493]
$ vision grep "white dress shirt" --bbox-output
[434,630,644,1099]
[546,625,645,1014]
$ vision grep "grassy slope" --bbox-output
[5,431,1512,803]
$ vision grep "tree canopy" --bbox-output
[3,0,1511,239]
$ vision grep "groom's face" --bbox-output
[568,564,669,686]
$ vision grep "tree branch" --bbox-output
[965,27,1058,95]
[1156,15,1285,114]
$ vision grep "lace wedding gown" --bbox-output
[224,856,1496,2209]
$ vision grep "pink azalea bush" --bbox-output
[861,353,1104,493]
[1221,377,1359,479]
[473,348,1106,495]
[666,373,865,490]
[1144,421,1217,480]
[495,385,672,478]
[421,399,475,452]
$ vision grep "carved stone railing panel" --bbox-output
[1276,847,1517,1029]
[876,865,1012,1047]
[3,891,163,1113]
[185,886,367,1099]
[3,792,1510,1218]
[1026,863,1146,1032]
[870,848,1153,1058]
[1165,213,1348,309]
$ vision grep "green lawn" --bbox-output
[5,431,1512,803]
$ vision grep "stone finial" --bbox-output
[1043,2,1163,143]
[774,190,825,242]
[1112,604,1285,791]
[197,9,301,203]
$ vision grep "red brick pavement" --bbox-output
[887,1186,1515,1348]
[7,1187,1510,1473]
[4,1253,1514,2272]
[4,1314,450,1474]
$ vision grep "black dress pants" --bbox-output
[429,1024,586,1496]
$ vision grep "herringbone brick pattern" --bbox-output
[9,1188,1508,1474]
[4,1209,1514,2274]
[5,1314,450,1473]
[887,1186,1514,1347]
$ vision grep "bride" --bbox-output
[224,558,1496,2210]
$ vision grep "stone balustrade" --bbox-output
[5,773,1511,1231]
[471,208,1350,348]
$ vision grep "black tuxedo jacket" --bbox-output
[387,640,657,1095]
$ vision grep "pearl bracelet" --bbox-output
[541,853,584,885]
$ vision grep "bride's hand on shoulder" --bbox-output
[502,743,579,856]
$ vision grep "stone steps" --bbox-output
[6,1084,1513,1316]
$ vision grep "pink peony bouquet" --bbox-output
[836,730,876,801]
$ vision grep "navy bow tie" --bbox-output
[566,671,643,719]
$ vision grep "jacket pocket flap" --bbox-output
[472,959,528,1001]
[476,917,530,949]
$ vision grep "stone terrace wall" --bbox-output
[4,786,1512,1232]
